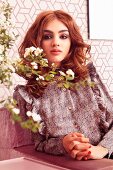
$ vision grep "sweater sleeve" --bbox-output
[13,85,35,146]
[88,62,113,157]
[34,132,66,155]
[13,85,29,118]
[13,85,33,117]
[14,85,66,155]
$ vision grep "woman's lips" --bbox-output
[50,49,62,55]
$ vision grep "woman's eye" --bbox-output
[60,34,68,39]
[43,35,52,40]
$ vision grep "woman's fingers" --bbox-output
[71,149,91,160]
[83,155,93,160]
[77,150,91,157]
[76,150,91,160]
[77,137,89,143]
[70,149,80,158]
[62,133,90,154]
[69,141,91,151]
[70,132,84,137]
[74,143,91,150]
[68,135,90,150]
[69,141,80,150]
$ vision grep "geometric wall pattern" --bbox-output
[1,0,113,101]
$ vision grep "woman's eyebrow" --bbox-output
[43,30,69,33]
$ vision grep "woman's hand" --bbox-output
[82,145,108,160]
[62,132,91,158]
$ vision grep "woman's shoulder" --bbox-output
[86,60,97,77]
[13,85,33,104]
[14,85,28,98]
[14,84,26,92]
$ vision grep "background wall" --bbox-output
[1,0,113,101]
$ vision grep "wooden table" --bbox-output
[0,157,68,170]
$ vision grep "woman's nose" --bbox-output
[52,43,59,47]
[51,37,60,47]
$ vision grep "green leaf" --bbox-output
[66,75,74,81]
[49,71,57,75]
[11,113,22,123]
[45,74,54,81]
[63,82,70,89]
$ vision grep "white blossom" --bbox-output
[33,65,38,69]
[39,75,44,80]
[24,48,31,57]
[31,62,37,66]
[24,46,36,57]
[35,75,45,81]
[32,113,41,122]
[59,71,66,76]
[29,46,36,52]
[34,47,43,56]
[26,111,32,117]
[31,62,38,69]
[51,63,55,66]
[24,46,42,57]
[12,108,20,115]
[43,58,48,63]
[66,69,75,78]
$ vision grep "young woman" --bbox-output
[14,10,113,160]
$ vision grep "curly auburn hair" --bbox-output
[18,10,91,97]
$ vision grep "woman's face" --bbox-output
[41,19,71,67]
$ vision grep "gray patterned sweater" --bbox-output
[13,62,113,157]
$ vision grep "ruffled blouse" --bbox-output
[13,62,113,157]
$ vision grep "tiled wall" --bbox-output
[1,0,113,100]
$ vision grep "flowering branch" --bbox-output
[0,1,95,133]
[15,46,77,91]
[0,1,18,88]
[10,46,77,132]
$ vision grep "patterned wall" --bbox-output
[1,0,113,101]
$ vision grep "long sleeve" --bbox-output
[14,85,66,155]
[13,86,28,117]
[34,62,113,156]
[33,96,67,155]
[13,85,35,122]
[13,63,113,157]
[34,133,66,155]
[98,127,113,157]
[88,62,113,157]
[13,85,34,146]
